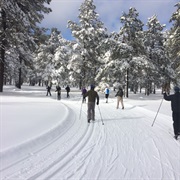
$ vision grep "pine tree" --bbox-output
[34,28,61,85]
[119,7,144,97]
[143,15,167,94]
[95,32,132,87]
[53,33,71,85]
[68,0,108,86]
[0,0,52,91]
[166,2,180,84]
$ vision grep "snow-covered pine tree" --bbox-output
[0,0,52,91]
[67,41,86,89]
[119,7,144,97]
[95,32,132,89]
[165,2,180,85]
[28,28,50,86]
[34,28,61,85]
[144,15,169,94]
[68,0,108,87]
[53,34,72,86]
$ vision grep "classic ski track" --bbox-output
[25,101,95,180]
[1,101,92,180]
[27,125,95,180]
[0,103,75,171]
[42,102,105,179]
[1,94,180,179]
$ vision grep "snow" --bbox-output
[0,85,180,180]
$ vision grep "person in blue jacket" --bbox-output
[104,87,110,103]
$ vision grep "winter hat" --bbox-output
[90,84,95,89]
[174,86,180,92]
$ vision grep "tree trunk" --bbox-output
[0,10,6,92]
[126,68,129,98]
[16,57,22,89]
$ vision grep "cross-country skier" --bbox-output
[104,87,110,103]
[82,87,87,103]
[65,85,70,98]
[84,85,99,123]
[55,85,61,100]
[46,85,52,96]
[115,87,124,109]
[164,86,180,140]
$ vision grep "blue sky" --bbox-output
[40,0,179,40]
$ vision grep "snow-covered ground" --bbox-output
[0,85,180,180]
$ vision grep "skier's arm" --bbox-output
[84,91,89,98]
[163,93,172,101]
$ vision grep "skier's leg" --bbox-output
[120,97,124,109]
[172,112,178,137]
[107,94,109,103]
[178,112,180,134]
[91,102,95,120]
[117,97,120,109]
[87,103,91,122]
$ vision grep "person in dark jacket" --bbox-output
[55,85,61,100]
[115,87,124,109]
[164,86,180,140]
[65,85,70,98]
[46,85,51,96]
[84,85,99,123]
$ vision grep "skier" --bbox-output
[65,85,70,98]
[104,87,110,103]
[55,85,61,100]
[46,85,51,96]
[115,87,124,109]
[82,87,87,103]
[84,85,99,123]
[164,86,180,140]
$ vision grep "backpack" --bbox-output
[116,89,123,97]
[82,88,87,94]
[57,86,61,91]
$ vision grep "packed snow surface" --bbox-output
[0,85,180,180]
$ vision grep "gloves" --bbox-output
[97,101,99,105]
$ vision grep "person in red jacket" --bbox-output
[164,86,180,140]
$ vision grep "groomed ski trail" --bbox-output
[1,90,180,180]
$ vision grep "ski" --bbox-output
[88,120,95,124]
[174,135,180,141]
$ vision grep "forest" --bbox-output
[0,0,179,97]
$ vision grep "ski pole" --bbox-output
[79,100,83,120]
[98,105,104,125]
[151,97,164,127]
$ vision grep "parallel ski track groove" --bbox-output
[29,126,94,179]
[1,102,87,179]
[27,103,95,179]
[0,103,75,172]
